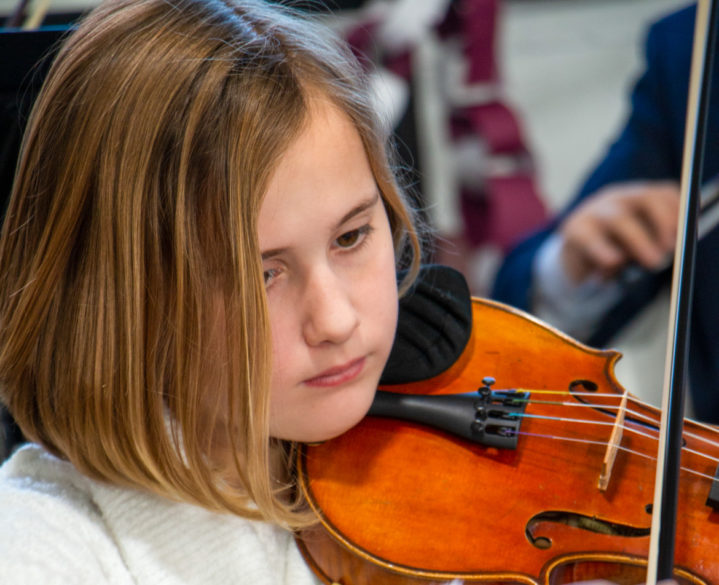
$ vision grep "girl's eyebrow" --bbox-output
[334,192,380,230]
[261,192,380,260]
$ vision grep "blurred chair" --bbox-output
[341,0,548,294]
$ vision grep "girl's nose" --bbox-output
[302,268,359,347]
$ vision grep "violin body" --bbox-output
[297,298,719,585]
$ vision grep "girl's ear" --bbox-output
[380,264,472,385]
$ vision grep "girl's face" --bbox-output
[259,99,398,443]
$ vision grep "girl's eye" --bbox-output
[264,268,279,287]
[336,225,372,249]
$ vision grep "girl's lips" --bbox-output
[304,357,366,387]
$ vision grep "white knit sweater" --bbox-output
[0,444,321,584]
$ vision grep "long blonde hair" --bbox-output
[0,0,420,528]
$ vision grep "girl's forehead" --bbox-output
[258,100,376,248]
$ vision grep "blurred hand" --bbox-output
[558,181,680,284]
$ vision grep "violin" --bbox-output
[295,297,719,585]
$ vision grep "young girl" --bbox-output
[0,0,421,581]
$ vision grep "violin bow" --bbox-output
[646,0,718,581]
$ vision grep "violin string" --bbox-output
[518,398,668,428]
[487,387,719,477]
[510,391,660,422]
[506,388,719,453]
[514,389,620,398]
[511,430,717,483]
[683,420,719,448]
[515,412,618,428]
[512,410,719,466]
[512,412,664,448]
[517,388,719,430]
[521,398,630,409]
[519,399,661,430]
[513,413,719,480]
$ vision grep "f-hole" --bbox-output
[526,510,651,550]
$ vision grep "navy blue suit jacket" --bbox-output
[491,4,719,421]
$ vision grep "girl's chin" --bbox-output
[273,418,365,444]
[272,396,375,443]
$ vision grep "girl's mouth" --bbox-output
[303,357,366,387]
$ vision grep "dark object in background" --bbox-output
[0,408,22,462]
[0,26,70,217]
[0,24,73,461]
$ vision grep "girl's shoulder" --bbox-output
[0,444,321,585]
[0,444,133,584]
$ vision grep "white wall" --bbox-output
[500,0,690,211]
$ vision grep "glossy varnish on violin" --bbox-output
[296,298,719,585]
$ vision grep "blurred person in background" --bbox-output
[492,3,719,422]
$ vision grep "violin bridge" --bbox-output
[598,389,628,492]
